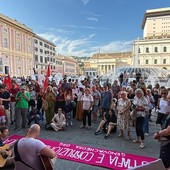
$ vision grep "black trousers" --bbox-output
[160,144,170,168]
[83,110,91,126]
[135,117,145,140]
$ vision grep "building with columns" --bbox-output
[34,35,56,75]
[0,13,34,77]
[133,7,170,70]
[84,52,132,77]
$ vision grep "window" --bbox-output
[39,41,43,46]
[18,67,21,75]
[40,56,43,63]
[50,58,53,62]
[34,39,38,44]
[138,48,141,53]
[40,49,43,53]
[16,33,21,38]
[163,46,167,52]
[145,59,149,64]
[146,47,149,53]
[16,42,20,51]
[154,59,157,64]
[163,59,166,64]
[35,47,38,52]
[28,46,31,53]
[34,55,38,62]
[3,38,8,48]
[155,47,158,52]
[138,60,140,64]
[3,28,8,33]
[45,57,47,63]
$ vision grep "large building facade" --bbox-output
[34,35,56,75]
[84,52,132,77]
[133,7,170,70]
[0,13,34,77]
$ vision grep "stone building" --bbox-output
[0,13,34,77]
[133,7,170,70]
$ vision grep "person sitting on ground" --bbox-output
[27,106,41,126]
[95,109,117,139]
[0,126,14,168]
[14,124,56,170]
[51,108,66,131]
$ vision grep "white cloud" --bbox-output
[65,24,109,30]
[81,0,90,5]
[38,32,133,57]
[86,17,98,22]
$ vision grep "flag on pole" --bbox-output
[44,64,51,89]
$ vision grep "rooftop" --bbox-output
[142,7,170,29]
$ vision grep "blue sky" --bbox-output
[0,0,170,57]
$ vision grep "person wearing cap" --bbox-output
[14,85,30,131]
[0,84,11,125]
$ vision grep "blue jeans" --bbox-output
[143,115,149,134]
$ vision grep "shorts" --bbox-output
[0,116,6,123]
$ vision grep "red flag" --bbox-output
[44,77,48,90]
[3,75,12,90]
[44,64,51,89]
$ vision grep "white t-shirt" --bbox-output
[14,138,46,170]
[81,94,94,110]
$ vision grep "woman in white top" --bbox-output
[51,108,66,131]
[156,90,168,128]
[80,88,93,129]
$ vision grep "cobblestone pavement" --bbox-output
[8,111,161,170]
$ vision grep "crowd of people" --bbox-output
[0,74,170,169]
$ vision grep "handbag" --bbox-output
[130,110,136,121]
[71,101,76,108]
[42,101,48,111]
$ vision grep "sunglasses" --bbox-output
[162,93,167,95]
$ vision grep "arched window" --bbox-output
[138,48,141,53]
[163,46,167,52]
[146,47,149,53]
[154,47,158,52]
[154,59,157,64]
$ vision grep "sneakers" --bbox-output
[80,125,85,129]
[104,133,110,139]
[139,143,145,149]
[127,136,131,140]
[133,139,140,143]
[144,133,149,136]
[95,130,101,135]
[118,134,124,137]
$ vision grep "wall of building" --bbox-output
[0,14,34,77]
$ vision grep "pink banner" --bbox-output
[4,135,156,170]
